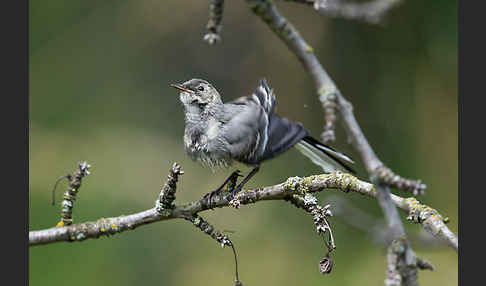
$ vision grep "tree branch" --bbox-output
[286,193,337,274]
[284,0,403,24]
[385,237,434,286]
[30,170,455,251]
[51,161,91,227]
[156,162,184,214]
[182,214,243,285]
[204,0,225,44]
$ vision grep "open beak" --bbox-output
[170,83,194,93]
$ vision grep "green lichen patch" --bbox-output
[285,176,302,192]
[405,197,447,224]
[305,44,314,53]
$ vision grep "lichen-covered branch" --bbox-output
[182,214,242,285]
[285,194,335,249]
[183,214,232,248]
[375,190,456,251]
[30,171,456,252]
[204,0,225,44]
[30,208,162,246]
[386,240,403,286]
[319,90,337,143]
[286,193,336,274]
[400,197,458,251]
[155,162,184,215]
[52,161,91,227]
[385,238,433,286]
[374,165,426,196]
[31,171,365,246]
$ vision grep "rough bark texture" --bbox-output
[30,171,455,251]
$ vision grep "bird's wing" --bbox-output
[221,99,269,164]
[259,114,309,161]
[224,79,354,173]
[227,78,275,115]
[250,78,276,114]
[223,79,308,164]
[250,79,309,161]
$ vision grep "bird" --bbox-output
[170,78,354,203]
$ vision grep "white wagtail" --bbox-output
[171,78,354,202]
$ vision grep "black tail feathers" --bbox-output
[301,136,356,174]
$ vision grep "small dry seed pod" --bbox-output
[319,252,333,274]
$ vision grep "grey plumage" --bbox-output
[171,78,354,174]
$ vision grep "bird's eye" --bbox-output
[197,86,205,92]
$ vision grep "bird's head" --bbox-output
[170,79,222,111]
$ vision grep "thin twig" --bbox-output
[182,214,243,285]
[285,194,336,249]
[230,243,240,283]
[283,0,403,24]
[285,193,337,274]
[53,162,91,226]
[374,165,426,196]
[156,162,184,215]
[385,238,433,286]
[204,0,225,44]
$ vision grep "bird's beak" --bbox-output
[170,83,194,93]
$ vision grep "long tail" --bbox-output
[295,136,355,173]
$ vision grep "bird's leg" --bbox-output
[203,170,242,208]
[225,172,240,196]
[229,165,260,200]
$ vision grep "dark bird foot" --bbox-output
[228,166,260,202]
[203,170,242,209]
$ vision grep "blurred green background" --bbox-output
[29,1,457,285]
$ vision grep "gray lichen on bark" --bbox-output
[156,162,184,216]
[55,161,91,227]
[204,0,225,44]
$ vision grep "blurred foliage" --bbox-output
[29,0,457,285]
